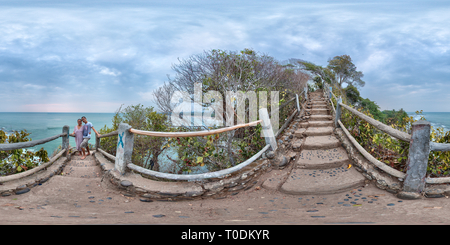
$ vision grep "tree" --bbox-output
[360,98,385,122]
[327,55,365,88]
[295,54,365,89]
[345,84,362,105]
[153,49,309,167]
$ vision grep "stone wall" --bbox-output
[94,151,272,201]
[0,155,68,196]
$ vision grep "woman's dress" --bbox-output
[73,125,84,151]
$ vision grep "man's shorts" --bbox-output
[80,138,90,148]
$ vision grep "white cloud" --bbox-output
[99,67,121,77]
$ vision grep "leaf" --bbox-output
[197,157,203,163]
[16,165,22,172]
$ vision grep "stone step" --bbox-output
[279,167,366,195]
[295,147,350,169]
[308,120,334,127]
[61,166,101,178]
[312,104,328,109]
[309,115,333,121]
[304,126,333,136]
[306,109,329,115]
[310,100,326,104]
[303,135,341,150]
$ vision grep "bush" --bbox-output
[0,130,49,176]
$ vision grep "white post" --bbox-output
[115,123,134,174]
[335,97,342,128]
[295,94,300,113]
[259,108,277,151]
[403,120,431,193]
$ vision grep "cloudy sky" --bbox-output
[0,0,449,113]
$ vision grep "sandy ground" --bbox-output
[2,169,450,226]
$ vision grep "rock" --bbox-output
[397,191,422,200]
[279,157,288,168]
[425,188,446,198]
[266,151,275,159]
[185,191,203,197]
[120,180,133,187]
[1,192,12,197]
[139,198,153,202]
[153,214,165,218]
[15,188,30,195]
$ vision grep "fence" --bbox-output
[0,126,70,182]
[96,93,304,180]
[323,85,450,194]
[0,90,304,182]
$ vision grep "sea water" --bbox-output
[0,112,205,174]
[0,112,115,154]
[407,112,450,133]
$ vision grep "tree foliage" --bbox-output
[0,130,49,176]
[99,104,172,172]
[295,54,365,89]
[152,49,308,170]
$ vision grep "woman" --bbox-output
[71,119,84,156]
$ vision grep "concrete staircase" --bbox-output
[262,91,366,195]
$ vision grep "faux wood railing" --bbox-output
[96,93,304,180]
[324,85,450,195]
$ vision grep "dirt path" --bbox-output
[2,166,450,225]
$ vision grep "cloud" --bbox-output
[0,1,449,113]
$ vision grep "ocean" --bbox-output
[408,112,450,133]
[0,112,209,173]
[0,112,115,154]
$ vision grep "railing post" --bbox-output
[304,87,308,101]
[403,120,430,194]
[295,94,300,112]
[62,125,70,159]
[329,86,332,100]
[115,123,134,174]
[335,97,342,128]
[259,108,277,151]
[95,136,100,151]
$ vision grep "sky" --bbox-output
[0,0,449,113]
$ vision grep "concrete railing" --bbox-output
[326,88,450,196]
[0,125,70,182]
[96,94,303,180]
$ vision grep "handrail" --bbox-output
[330,91,450,188]
[269,97,296,117]
[126,144,271,180]
[339,102,411,142]
[129,119,262,137]
[97,101,302,177]
[338,120,406,178]
[0,133,66,151]
[98,130,118,138]
[0,149,66,182]
[430,142,450,152]
[276,108,298,138]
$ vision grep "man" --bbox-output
[80,116,101,159]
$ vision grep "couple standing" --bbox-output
[71,116,101,160]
